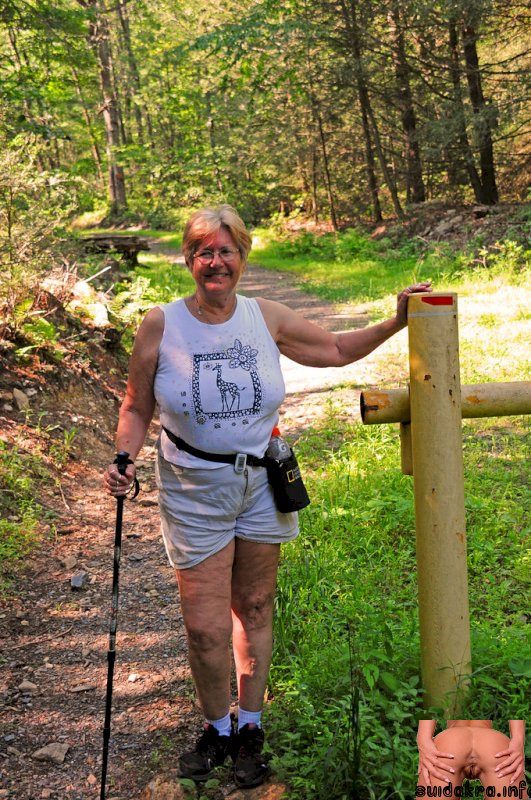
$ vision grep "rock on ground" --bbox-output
[18,680,37,692]
[32,742,69,765]
[12,387,30,410]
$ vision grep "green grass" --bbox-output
[267,413,530,799]
[250,227,435,303]
[246,227,529,386]
[135,252,195,302]
[83,229,194,323]
[0,440,49,593]
[250,226,529,305]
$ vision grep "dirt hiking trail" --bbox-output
[0,251,410,800]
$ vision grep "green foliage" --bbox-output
[251,226,529,306]
[251,226,455,303]
[0,439,48,593]
[136,252,196,303]
[88,230,195,339]
[2,0,529,225]
[16,317,59,359]
[267,415,529,798]
[0,134,82,340]
[110,257,195,339]
[110,275,159,324]
[475,240,529,276]
[49,427,77,467]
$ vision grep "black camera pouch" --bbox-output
[265,449,310,513]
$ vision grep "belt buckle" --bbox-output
[234,453,247,474]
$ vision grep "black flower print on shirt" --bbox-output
[226,339,258,371]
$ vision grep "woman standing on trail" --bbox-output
[417,720,527,798]
[104,204,431,788]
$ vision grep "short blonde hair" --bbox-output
[182,205,252,268]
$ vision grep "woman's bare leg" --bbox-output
[176,540,235,720]
[231,540,280,712]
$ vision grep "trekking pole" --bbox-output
[100,450,139,800]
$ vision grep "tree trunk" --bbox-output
[303,39,338,229]
[205,93,224,193]
[70,66,105,188]
[448,21,483,203]
[345,0,403,219]
[311,146,319,221]
[300,104,319,220]
[359,100,382,222]
[116,0,147,145]
[296,151,315,220]
[110,53,128,145]
[7,29,48,172]
[366,102,404,218]
[89,1,127,212]
[338,0,382,222]
[388,0,425,203]
[462,24,498,204]
[316,112,338,230]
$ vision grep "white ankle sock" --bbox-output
[205,711,232,737]
[237,708,262,731]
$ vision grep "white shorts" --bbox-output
[155,455,299,570]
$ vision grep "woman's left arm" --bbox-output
[259,283,431,367]
[495,721,526,784]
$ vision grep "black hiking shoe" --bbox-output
[233,724,271,788]
[179,724,232,782]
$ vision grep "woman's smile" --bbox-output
[205,270,230,278]
[191,227,245,296]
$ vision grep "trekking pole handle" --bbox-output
[115,450,130,476]
[113,451,140,499]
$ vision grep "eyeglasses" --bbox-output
[194,247,239,264]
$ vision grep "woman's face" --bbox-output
[190,226,245,297]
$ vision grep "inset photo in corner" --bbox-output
[416,719,528,798]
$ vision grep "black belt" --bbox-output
[162,426,268,469]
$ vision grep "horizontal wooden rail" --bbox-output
[360,381,531,425]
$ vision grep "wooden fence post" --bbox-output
[407,292,470,712]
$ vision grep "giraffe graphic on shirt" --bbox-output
[213,364,245,412]
[192,339,262,420]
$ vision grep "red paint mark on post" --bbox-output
[421,296,453,305]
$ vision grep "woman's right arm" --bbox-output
[104,307,164,495]
[417,721,455,786]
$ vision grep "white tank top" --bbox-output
[154,295,285,468]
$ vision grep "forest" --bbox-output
[1,0,529,235]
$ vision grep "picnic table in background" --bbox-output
[81,234,150,265]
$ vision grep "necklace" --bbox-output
[194,294,236,321]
